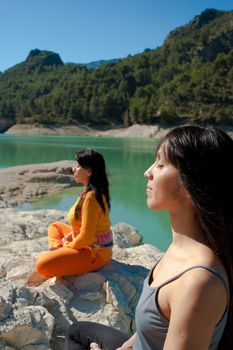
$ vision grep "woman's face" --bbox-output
[144,145,188,212]
[72,161,91,186]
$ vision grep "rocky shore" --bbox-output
[5,123,171,139]
[0,208,162,350]
[0,161,76,208]
[0,161,163,349]
[4,123,233,139]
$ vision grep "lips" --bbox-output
[146,186,152,195]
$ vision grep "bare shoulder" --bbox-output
[178,266,227,298]
[171,266,228,324]
[162,262,229,350]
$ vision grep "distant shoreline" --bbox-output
[5,123,171,139]
[4,123,233,139]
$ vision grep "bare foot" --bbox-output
[26,271,48,286]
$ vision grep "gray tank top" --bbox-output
[134,263,229,350]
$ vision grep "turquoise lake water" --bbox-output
[0,134,172,251]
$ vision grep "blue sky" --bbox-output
[0,0,232,72]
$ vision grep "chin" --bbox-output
[147,200,162,211]
[147,199,155,210]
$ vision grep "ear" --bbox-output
[87,168,92,177]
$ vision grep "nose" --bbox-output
[72,165,76,173]
[144,164,153,180]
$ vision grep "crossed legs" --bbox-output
[65,321,129,350]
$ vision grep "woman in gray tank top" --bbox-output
[65,125,233,350]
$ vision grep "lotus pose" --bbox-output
[65,125,233,350]
[31,148,112,280]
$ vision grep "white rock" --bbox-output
[112,222,142,248]
[0,306,54,349]
[0,208,163,349]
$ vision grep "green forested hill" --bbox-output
[0,8,233,126]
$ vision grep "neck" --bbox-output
[84,183,91,189]
[169,205,207,248]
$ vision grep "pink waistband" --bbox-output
[96,231,113,245]
[72,228,113,247]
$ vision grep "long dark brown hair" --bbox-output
[159,125,233,349]
[74,148,110,219]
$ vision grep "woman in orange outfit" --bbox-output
[33,148,112,279]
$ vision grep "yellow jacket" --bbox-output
[66,190,111,254]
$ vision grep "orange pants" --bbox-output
[35,222,112,278]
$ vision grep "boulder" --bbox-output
[0,208,163,349]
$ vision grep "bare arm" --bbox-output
[163,269,227,350]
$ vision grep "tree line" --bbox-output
[0,8,233,126]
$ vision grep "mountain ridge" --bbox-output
[0,8,233,126]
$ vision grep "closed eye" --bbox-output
[156,163,164,168]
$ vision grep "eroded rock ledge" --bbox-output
[0,208,163,349]
[0,161,76,208]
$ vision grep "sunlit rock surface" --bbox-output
[0,161,76,208]
[0,209,163,349]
